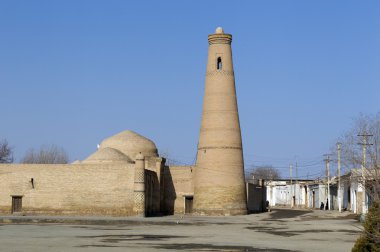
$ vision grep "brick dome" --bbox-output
[99,130,158,160]
[82,147,133,164]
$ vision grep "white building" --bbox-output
[341,169,371,214]
[266,180,313,208]
[266,169,373,214]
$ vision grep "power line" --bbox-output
[248,161,323,170]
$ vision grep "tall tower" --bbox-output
[193,27,247,215]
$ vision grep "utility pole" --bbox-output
[296,161,298,207]
[290,164,293,207]
[324,154,331,210]
[337,143,342,213]
[358,133,373,214]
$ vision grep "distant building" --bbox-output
[266,179,314,208]
[265,168,374,214]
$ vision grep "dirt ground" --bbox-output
[0,208,362,252]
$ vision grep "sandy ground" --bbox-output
[0,209,362,252]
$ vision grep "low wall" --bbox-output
[0,163,135,216]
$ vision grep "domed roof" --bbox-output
[99,130,158,160]
[82,147,133,164]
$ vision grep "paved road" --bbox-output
[0,209,361,252]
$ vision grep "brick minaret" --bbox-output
[193,27,247,215]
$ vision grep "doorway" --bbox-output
[347,186,351,210]
[184,196,193,214]
[11,196,22,214]
[304,186,307,207]
[292,196,296,208]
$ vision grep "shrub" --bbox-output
[352,201,380,251]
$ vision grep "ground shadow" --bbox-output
[265,209,312,220]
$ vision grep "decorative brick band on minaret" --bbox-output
[133,153,145,216]
[193,27,247,216]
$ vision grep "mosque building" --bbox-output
[0,27,248,216]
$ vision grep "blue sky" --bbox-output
[1,1,379,179]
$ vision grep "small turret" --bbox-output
[133,153,145,216]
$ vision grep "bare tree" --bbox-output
[21,144,69,164]
[332,113,380,188]
[249,165,281,181]
[0,139,13,163]
[333,113,380,172]
[334,113,380,250]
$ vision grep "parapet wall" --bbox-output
[0,163,135,216]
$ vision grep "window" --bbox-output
[217,57,222,70]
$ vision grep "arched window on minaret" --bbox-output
[217,57,222,70]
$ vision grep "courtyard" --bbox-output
[0,208,361,252]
